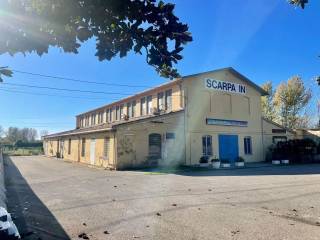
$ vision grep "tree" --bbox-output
[40,130,49,138]
[289,0,309,9]
[27,128,38,141]
[0,0,192,79]
[273,76,312,129]
[261,81,276,121]
[0,67,12,82]
[0,126,4,138]
[4,127,38,143]
[6,127,20,143]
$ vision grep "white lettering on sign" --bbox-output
[205,78,246,95]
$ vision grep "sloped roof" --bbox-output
[262,117,296,134]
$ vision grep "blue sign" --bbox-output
[205,78,246,95]
[206,118,248,127]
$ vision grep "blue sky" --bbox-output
[0,0,319,135]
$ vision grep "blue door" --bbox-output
[219,135,239,164]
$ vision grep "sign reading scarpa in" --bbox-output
[205,78,246,95]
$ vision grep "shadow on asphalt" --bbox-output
[136,164,320,177]
[4,156,70,240]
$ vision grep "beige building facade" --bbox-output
[43,68,295,169]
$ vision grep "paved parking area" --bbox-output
[4,156,320,240]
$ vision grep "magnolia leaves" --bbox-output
[1,0,192,79]
[0,67,13,82]
[289,0,309,9]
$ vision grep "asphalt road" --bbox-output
[4,156,320,240]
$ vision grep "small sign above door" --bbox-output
[206,118,248,127]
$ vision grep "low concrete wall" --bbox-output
[0,149,6,208]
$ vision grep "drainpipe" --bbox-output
[113,129,117,170]
[261,117,265,161]
[78,136,80,162]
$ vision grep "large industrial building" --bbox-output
[43,67,295,169]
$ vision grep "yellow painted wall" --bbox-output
[115,112,185,169]
[182,69,265,164]
[43,131,116,169]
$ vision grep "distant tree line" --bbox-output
[0,127,48,147]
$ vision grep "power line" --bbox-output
[0,87,121,100]
[12,69,154,88]
[1,82,133,95]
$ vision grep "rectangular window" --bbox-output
[109,108,113,122]
[68,139,71,155]
[244,137,252,155]
[106,109,109,123]
[157,92,164,111]
[165,89,172,111]
[202,135,212,156]
[81,138,86,157]
[91,114,96,125]
[146,95,152,114]
[127,102,132,118]
[166,132,175,139]
[86,116,89,126]
[98,112,103,124]
[116,106,120,120]
[140,97,146,115]
[104,137,110,158]
[120,104,124,119]
[132,100,136,117]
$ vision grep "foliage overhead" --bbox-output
[0,0,192,78]
[0,66,13,82]
[289,0,309,9]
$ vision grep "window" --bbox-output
[108,108,113,122]
[157,92,164,111]
[116,106,120,120]
[146,95,152,114]
[132,101,136,117]
[80,118,83,127]
[244,137,252,155]
[140,97,146,115]
[85,115,89,126]
[165,89,172,111]
[120,104,124,119]
[81,138,86,157]
[97,113,100,124]
[91,114,96,125]
[68,139,71,155]
[104,137,110,158]
[98,112,103,124]
[166,132,175,139]
[106,109,109,123]
[127,102,132,118]
[272,129,286,134]
[202,135,212,156]
[148,133,162,158]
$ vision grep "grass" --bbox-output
[3,147,43,156]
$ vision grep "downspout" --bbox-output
[261,117,265,161]
[78,136,80,162]
[113,129,117,170]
